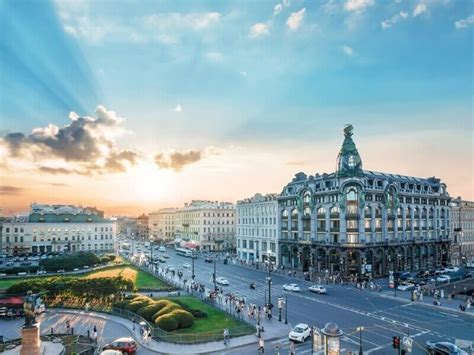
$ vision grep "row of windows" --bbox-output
[237,204,277,216]
[3,234,113,243]
[237,228,277,238]
[4,226,114,233]
[237,239,277,252]
[238,217,277,225]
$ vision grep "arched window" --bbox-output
[304,207,311,217]
[317,207,326,216]
[346,187,358,214]
[303,192,311,204]
[282,209,288,218]
[347,188,358,201]
[291,209,299,218]
[330,206,340,215]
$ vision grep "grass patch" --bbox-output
[0,265,168,291]
[164,296,254,336]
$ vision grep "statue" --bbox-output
[24,290,37,327]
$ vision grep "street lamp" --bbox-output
[191,249,195,281]
[357,326,364,355]
[266,250,273,307]
[213,255,217,290]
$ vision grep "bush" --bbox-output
[170,309,194,328]
[137,301,169,321]
[153,302,180,320]
[0,266,40,275]
[155,313,179,331]
[126,298,153,312]
[39,252,100,272]
[190,309,207,318]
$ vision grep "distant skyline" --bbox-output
[1,0,473,216]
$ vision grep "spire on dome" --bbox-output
[336,124,363,177]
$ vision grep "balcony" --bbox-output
[345,212,359,219]
[347,228,359,233]
[330,213,340,218]
[330,227,340,232]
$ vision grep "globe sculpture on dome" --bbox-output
[336,124,363,177]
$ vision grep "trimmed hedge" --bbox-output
[155,313,179,331]
[153,303,180,320]
[137,301,168,319]
[172,299,208,319]
[126,297,154,312]
[170,309,194,328]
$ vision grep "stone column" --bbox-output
[402,206,407,239]
[311,206,317,241]
[298,213,303,241]
[410,206,415,239]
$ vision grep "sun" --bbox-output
[129,163,173,203]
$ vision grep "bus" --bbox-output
[175,248,193,257]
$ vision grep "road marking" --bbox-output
[439,312,459,318]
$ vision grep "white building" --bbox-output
[1,203,116,256]
[174,200,235,252]
[236,193,280,265]
[149,208,177,242]
[450,198,474,266]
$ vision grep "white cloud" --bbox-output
[344,0,375,12]
[145,12,221,32]
[322,0,338,14]
[381,11,409,30]
[274,3,283,16]
[342,45,354,56]
[283,0,291,7]
[248,23,270,39]
[174,105,183,112]
[286,8,306,31]
[455,15,474,29]
[205,51,224,62]
[413,3,427,17]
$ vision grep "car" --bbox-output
[166,266,175,272]
[102,337,138,355]
[308,285,327,294]
[73,268,79,271]
[216,277,230,285]
[397,283,415,291]
[83,265,90,269]
[445,266,459,273]
[163,254,170,259]
[17,272,27,276]
[57,269,65,273]
[100,350,123,355]
[205,257,213,263]
[158,258,166,263]
[183,263,191,268]
[426,341,468,354]
[289,323,311,342]
[36,270,47,275]
[283,284,301,292]
[159,246,166,252]
[436,275,451,283]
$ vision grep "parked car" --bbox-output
[102,337,138,355]
[216,277,229,285]
[397,283,415,291]
[425,341,468,354]
[289,323,311,342]
[436,275,451,283]
[283,284,301,292]
[308,285,327,294]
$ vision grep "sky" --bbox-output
[0,0,473,216]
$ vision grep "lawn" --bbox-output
[0,265,168,291]
[163,296,254,342]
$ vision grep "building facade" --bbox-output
[115,216,138,238]
[278,125,452,278]
[136,214,150,241]
[1,204,116,256]
[174,200,235,252]
[450,198,474,266]
[149,208,177,242]
[236,193,280,265]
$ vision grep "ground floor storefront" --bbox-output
[278,241,451,278]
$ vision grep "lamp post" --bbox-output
[285,295,288,324]
[266,251,273,306]
[191,249,195,281]
[357,326,364,355]
[213,255,217,291]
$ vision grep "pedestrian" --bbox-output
[258,337,265,353]
[275,344,280,355]
[133,319,136,330]
[66,319,70,334]
[92,325,97,341]
[289,340,296,355]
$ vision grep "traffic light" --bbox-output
[392,336,400,349]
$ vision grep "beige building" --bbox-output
[451,198,474,266]
[1,204,115,256]
[149,208,177,241]
[136,214,150,241]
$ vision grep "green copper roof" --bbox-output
[336,124,363,177]
[28,213,113,223]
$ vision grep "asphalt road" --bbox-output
[146,249,474,355]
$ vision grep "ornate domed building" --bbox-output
[278,125,452,277]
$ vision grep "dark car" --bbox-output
[426,341,467,354]
[416,270,429,278]
[205,257,213,263]
[102,337,138,355]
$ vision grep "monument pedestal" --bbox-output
[20,324,41,355]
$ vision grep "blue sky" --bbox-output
[0,0,473,214]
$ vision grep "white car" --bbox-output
[445,266,459,273]
[183,263,191,268]
[436,275,451,283]
[289,323,311,342]
[308,285,327,294]
[283,284,301,292]
[397,283,415,291]
[159,246,166,252]
[216,277,230,285]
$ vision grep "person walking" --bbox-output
[92,325,97,341]
[258,337,265,354]
[66,319,71,334]
[289,341,296,355]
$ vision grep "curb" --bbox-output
[377,294,474,318]
[47,309,288,354]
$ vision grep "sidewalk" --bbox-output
[49,308,291,354]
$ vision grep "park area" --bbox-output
[0,264,168,291]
